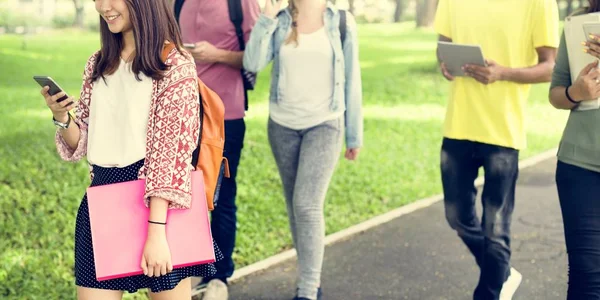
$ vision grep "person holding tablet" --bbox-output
[434,0,559,299]
[550,1,600,298]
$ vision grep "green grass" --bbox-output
[0,24,568,299]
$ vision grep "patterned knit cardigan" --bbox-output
[55,48,200,209]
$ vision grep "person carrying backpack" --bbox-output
[40,0,223,299]
[175,0,259,299]
[243,0,363,299]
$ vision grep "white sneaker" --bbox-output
[191,277,206,299]
[202,279,229,300]
[500,267,522,300]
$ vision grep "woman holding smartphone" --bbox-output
[40,0,220,299]
[549,1,600,298]
[243,0,363,299]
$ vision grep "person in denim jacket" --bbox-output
[243,0,363,299]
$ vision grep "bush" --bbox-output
[0,7,48,32]
[86,16,99,32]
[0,8,10,27]
[355,14,386,24]
[52,15,74,29]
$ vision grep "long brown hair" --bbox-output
[590,0,600,12]
[285,0,299,46]
[91,0,184,82]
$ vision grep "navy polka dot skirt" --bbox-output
[74,159,223,293]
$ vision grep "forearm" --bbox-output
[148,197,169,223]
[501,61,555,84]
[147,197,168,238]
[216,49,244,69]
[549,86,578,110]
[56,114,81,150]
[243,15,277,72]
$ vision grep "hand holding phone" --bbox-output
[34,76,69,102]
[34,76,76,121]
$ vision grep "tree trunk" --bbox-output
[348,0,355,15]
[394,0,404,23]
[416,0,438,28]
[73,0,85,28]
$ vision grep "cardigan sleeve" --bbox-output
[55,52,98,161]
[143,50,200,209]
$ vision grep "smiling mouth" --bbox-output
[105,15,120,21]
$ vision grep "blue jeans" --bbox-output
[204,119,246,282]
[440,138,519,300]
[268,118,343,299]
[556,161,600,300]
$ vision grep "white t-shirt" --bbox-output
[87,59,153,167]
[271,27,343,130]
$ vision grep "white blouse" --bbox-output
[87,59,153,167]
[271,27,343,130]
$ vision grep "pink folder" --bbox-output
[86,170,215,281]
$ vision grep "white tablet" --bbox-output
[583,21,600,41]
[437,41,487,77]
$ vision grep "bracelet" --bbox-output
[566,86,581,105]
[148,220,167,225]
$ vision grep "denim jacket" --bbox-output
[243,4,363,149]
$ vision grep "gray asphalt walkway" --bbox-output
[228,157,567,300]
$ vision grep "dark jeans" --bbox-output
[440,138,519,300]
[204,119,246,283]
[556,161,600,300]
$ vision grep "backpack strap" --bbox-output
[227,0,250,111]
[191,95,204,168]
[339,10,347,47]
[228,0,245,51]
[173,0,186,24]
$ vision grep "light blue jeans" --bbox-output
[268,117,343,299]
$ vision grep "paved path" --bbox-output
[227,157,567,300]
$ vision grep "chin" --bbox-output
[108,27,123,34]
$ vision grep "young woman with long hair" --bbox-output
[243,0,363,299]
[40,0,220,299]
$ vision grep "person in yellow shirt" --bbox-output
[434,0,559,299]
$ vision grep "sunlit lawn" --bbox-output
[0,24,567,299]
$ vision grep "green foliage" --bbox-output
[0,23,567,299]
[52,14,74,29]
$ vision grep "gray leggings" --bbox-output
[268,117,343,299]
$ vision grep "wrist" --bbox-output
[214,49,228,64]
[567,85,583,103]
[147,223,166,236]
[498,66,511,81]
[53,113,69,124]
[148,197,169,233]
[263,12,277,20]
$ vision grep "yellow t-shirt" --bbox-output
[434,0,559,150]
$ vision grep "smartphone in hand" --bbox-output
[33,76,72,105]
[183,43,196,49]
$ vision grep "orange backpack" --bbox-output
[161,44,230,211]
